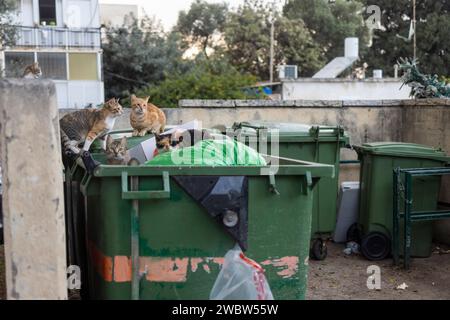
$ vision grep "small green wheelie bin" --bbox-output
[354,142,450,261]
[65,131,334,300]
[230,122,349,260]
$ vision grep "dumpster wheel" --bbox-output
[346,223,362,243]
[310,238,328,261]
[361,232,391,261]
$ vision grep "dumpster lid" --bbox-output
[359,142,449,162]
[231,121,349,143]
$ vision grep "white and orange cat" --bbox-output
[130,95,166,137]
[23,62,42,79]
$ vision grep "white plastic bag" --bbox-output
[210,246,274,300]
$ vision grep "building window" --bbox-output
[39,0,57,26]
[69,53,98,81]
[37,52,67,80]
[4,52,35,78]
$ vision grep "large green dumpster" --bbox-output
[67,132,334,300]
[355,142,449,260]
[230,122,349,260]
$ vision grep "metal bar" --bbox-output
[313,126,320,162]
[404,173,413,269]
[97,163,335,178]
[340,160,360,165]
[410,211,450,221]
[130,175,140,300]
[398,167,450,176]
[392,168,400,266]
[398,210,450,217]
[409,171,450,176]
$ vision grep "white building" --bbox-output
[279,38,410,100]
[1,0,104,109]
[99,3,141,27]
[281,78,410,100]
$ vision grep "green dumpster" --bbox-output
[354,142,449,260]
[66,131,334,300]
[230,122,349,260]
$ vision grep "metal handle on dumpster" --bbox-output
[79,172,92,196]
[121,171,171,199]
[269,174,280,195]
[310,125,344,163]
[232,122,268,131]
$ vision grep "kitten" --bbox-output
[171,129,211,148]
[105,136,130,165]
[130,95,166,137]
[155,136,175,155]
[60,98,123,155]
[23,62,42,79]
[155,129,211,154]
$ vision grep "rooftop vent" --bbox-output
[312,37,359,78]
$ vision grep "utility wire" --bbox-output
[104,70,149,85]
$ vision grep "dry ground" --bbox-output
[1,243,450,300]
[307,242,450,300]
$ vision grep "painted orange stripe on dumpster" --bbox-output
[142,257,189,282]
[89,243,299,283]
[89,242,113,282]
[114,256,132,282]
[261,256,299,278]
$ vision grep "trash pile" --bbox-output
[146,137,267,167]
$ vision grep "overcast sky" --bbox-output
[99,0,247,31]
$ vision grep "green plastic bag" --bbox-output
[146,137,267,166]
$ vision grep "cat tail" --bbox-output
[60,128,80,155]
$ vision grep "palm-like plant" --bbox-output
[398,57,450,99]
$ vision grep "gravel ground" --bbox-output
[1,242,450,300]
[307,242,450,300]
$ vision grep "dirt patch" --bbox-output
[0,245,5,300]
[307,242,450,300]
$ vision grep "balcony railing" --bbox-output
[13,26,101,49]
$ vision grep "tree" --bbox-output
[138,58,257,108]
[102,14,187,100]
[283,0,369,65]
[224,0,324,79]
[176,0,228,58]
[359,0,450,77]
[0,0,17,48]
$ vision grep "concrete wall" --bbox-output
[1,79,67,299]
[281,78,410,100]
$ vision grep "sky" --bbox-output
[99,0,246,31]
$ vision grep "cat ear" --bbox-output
[120,136,127,148]
[116,98,121,104]
[144,96,150,103]
[106,135,113,146]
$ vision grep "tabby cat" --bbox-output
[130,95,166,137]
[60,98,123,155]
[105,135,130,165]
[23,62,42,79]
